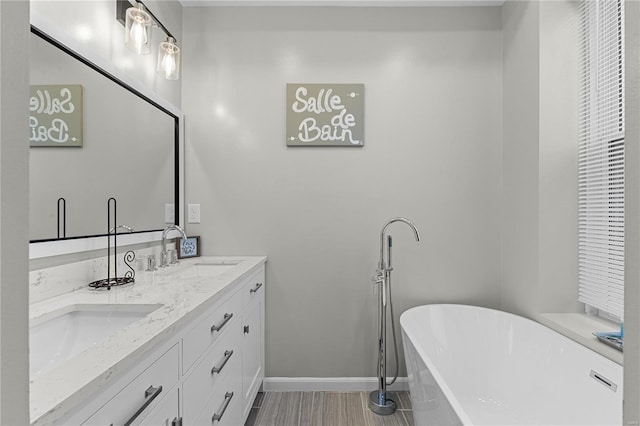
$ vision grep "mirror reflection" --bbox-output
[29,28,178,242]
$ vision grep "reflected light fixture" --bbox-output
[117,0,181,80]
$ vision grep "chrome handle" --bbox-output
[244,325,250,334]
[249,282,263,294]
[212,392,234,422]
[146,255,157,271]
[211,313,233,333]
[122,385,163,426]
[172,417,183,426]
[211,350,234,374]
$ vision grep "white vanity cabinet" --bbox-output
[241,274,265,419]
[53,261,266,426]
[186,266,265,424]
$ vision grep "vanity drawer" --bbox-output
[193,372,243,426]
[242,266,265,308]
[138,386,179,426]
[182,323,241,425]
[82,343,179,426]
[182,290,242,373]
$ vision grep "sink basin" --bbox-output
[30,304,162,379]
[169,261,240,279]
[193,261,239,276]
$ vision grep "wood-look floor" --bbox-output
[245,391,414,426]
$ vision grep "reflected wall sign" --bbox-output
[29,84,83,147]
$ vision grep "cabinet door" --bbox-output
[241,297,263,419]
[139,387,179,426]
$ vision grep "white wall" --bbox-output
[501,0,540,317]
[182,6,503,377]
[0,1,30,423]
[538,0,580,314]
[501,0,580,318]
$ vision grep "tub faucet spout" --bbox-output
[379,217,420,270]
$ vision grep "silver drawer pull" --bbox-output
[210,313,233,333]
[250,282,263,294]
[211,350,234,374]
[212,392,234,422]
[122,385,163,426]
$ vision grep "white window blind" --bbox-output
[578,0,625,321]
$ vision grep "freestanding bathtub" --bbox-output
[400,304,622,425]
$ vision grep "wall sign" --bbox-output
[29,84,83,147]
[286,83,364,147]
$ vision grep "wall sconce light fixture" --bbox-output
[117,0,181,80]
[158,37,181,80]
[124,3,152,55]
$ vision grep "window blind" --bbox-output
[578,0,625,321]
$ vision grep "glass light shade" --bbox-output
[157,37,181,80]
[125,4,152,55]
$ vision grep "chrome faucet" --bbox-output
[370,217,420,416]
[159,224,187,268]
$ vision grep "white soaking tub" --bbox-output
[400,304,622,425]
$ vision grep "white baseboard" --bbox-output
[263,377,409,392]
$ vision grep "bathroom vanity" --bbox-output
[29,256,266,426]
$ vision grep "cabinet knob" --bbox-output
[244,325,250,334]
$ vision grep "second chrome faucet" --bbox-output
[160,224,188,268]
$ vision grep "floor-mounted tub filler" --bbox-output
[401,304,622,425]
[369,217,420,416]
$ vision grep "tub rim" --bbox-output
[400,304,490,425]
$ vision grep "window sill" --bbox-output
[537,313,623,365]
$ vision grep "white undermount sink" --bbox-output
[30,304,162,379]
[169,261,240,278]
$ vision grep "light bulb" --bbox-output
[161,53,177,77]
[129,19,148,48]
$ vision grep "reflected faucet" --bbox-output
[160,224,187,268]
[109,224,135,234]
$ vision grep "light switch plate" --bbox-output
[165,204,175,224]
[188,204,201,224]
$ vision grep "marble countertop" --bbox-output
[29,256,267,425]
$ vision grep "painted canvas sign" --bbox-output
[286,83,364,147]
[29,84,83,147]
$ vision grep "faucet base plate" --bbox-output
[368,390,396,416]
